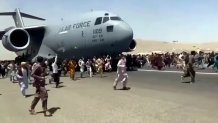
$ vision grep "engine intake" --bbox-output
[2,28,30,52]
[129,39,136,51]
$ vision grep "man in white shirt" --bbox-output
[52,55,60,88]
[113,55,130,90]
[78,58,85,78]
[86,59,93,77]
[7,61,16,82]
[16,62,30,97]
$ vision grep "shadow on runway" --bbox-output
[36,107,61,117]
[29,82,33,85]
[60,75,69,78]
[0,77,7,80]
[52,85,65,88]
[25,94,34,98]
[12,81,19,83]
[115,87,131,91]
[58,85,65,88]
[74,77,81,81]
[99,75,107,78]
[49,81,64,85]
[181,81,191,83]
[48,107,61,115]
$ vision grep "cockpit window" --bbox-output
[95,17,102,25]
[110,16,122,21]
[103,17,109,23]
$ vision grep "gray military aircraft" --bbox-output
[0,8,136,60]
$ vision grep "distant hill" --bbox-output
[0,39,218,60]
[132,39,218,53]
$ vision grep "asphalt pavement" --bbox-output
[0,69,217,123]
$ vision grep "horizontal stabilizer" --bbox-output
[0,12,14,15]
[0,8,45,27]
[0,12,45,21]
[20,12,45,21]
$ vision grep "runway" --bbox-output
[0,70,218,123]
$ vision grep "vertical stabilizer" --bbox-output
[13,8,24,27]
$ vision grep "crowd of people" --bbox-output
[0,54,134,116]
[1,51,218,83]
[144,51,218,70]
[0,50,218,116]
[143,50,218,83]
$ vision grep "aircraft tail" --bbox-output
[0,8,45,28]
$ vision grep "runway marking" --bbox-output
[138,69,218,75]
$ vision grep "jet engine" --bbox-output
[129,39,136,51]
[2,28,30,52]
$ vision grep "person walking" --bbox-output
[78,58,85,78]
[16,62,30,97]
[181,51,196,83]
[29,56,50,116]
[96,58,104,77]
[68,59,77,80]
[7,61,16,82]
[86,59,93,77]
[52,55,60,88]
[113,55,130,90]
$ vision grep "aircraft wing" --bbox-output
[0,25,46,40]
[23,25,46,30]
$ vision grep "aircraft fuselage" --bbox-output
[0,10,136,60]
[41,11,134,59]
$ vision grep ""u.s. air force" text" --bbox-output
[58,21,91,32]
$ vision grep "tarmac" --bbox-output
[0,68,218,123]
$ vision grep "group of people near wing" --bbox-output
[0,54,132,116]
[0,50,218,116]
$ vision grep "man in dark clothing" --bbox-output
[181,51,196,83]
[29,56,50,116]
[207,51,215,68]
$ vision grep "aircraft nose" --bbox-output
[116,22,133,40]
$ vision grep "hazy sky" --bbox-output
[1,0,218,43]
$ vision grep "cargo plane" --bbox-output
[0,8,136,60]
